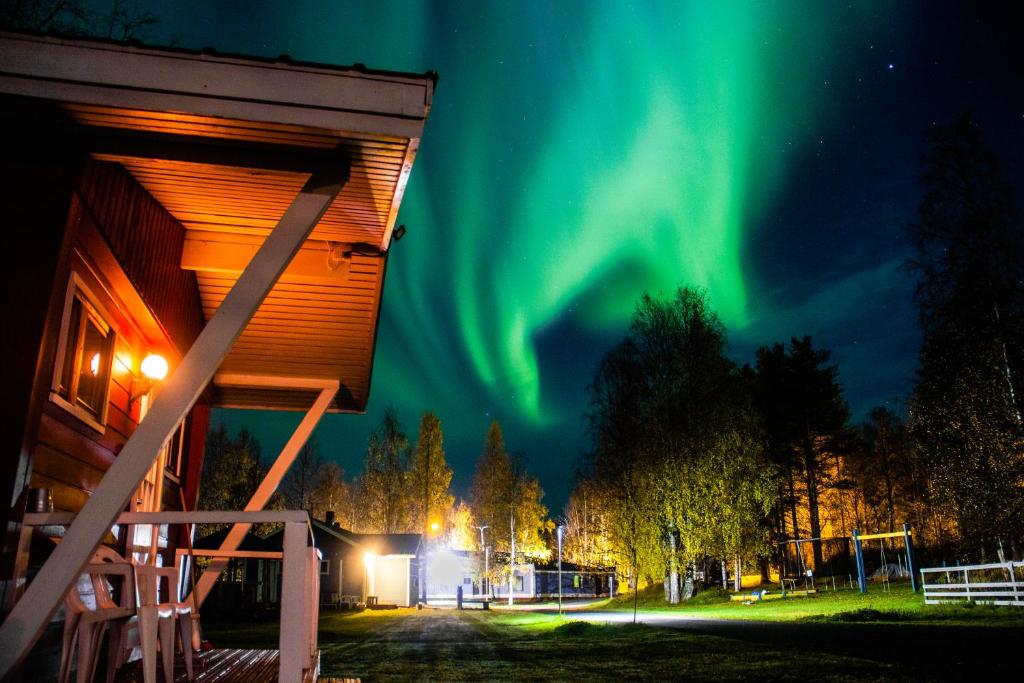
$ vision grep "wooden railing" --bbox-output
[921,561,1024,606]
[18,510,320,682]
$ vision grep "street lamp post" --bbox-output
[557,525,565,615]
[509,507,515,607]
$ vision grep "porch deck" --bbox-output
[115,649,324,683]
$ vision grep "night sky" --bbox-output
[125,1,1022,512]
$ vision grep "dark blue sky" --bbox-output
[122,1,1023,513]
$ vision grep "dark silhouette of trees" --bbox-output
[1,0,159,40]
[753,337,849,571]
[907,116,1024,555]
[197,424,280,536]
[282,439,323,513]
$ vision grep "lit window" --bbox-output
[52,277,114,429]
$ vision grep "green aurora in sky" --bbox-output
[153,0,930,502]
[376,1,865,425]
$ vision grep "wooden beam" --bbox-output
[0,33,433,140]
[0,169,346,679]
[90,131,351,175]
[22,510,310,526]
[182,231,351,284]
[175,549,283,560]
[214,373,342,390]
[190,382,338,608]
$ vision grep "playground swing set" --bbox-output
[852,523,917,593]
[736,523,918,603]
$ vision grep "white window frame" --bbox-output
[320,560,330,576]
[49,272,115,433]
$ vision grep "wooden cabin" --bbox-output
[0,31,434,682]
[267,517,422,609]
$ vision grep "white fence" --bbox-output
[920,561,1024,606]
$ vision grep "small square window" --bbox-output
[320,560,330,576]
[51,276,114,430]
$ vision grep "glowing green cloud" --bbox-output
[393,3,839,424]
[312,0,869,428]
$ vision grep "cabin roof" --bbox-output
[263,519,422,557]
[0,31,434,413]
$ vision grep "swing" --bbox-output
[852,524,917,593]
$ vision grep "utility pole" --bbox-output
[474,525,489,596]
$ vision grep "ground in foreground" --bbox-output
[203,597,1022,681]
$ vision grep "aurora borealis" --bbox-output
[137,1,1022,510]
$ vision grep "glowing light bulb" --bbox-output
[89,353,100,375]
[140,354,168,381]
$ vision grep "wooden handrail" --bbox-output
[23,509,312,528]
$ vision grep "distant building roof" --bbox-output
[264,518,422,557]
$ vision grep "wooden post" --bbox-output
[190,380,338,608]
[279,521,308,682]
[0,170,346,679]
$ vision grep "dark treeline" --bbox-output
[198,412,553,589]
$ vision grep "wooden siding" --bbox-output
[29,187,202,519]
[77,160,205,356]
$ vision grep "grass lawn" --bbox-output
[603,581,1024,625]
[206,609,906,680]
[201,593,1023,680]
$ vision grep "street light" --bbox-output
[557,524,565,615]
[474,525,489,597]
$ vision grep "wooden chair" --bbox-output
[134,563,195,683]
[59,547,135,683]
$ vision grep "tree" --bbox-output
[753,337,848,571]
[197,425,277,537]
[469,422,552,562]
[447,499,475,551]
[469,421,517,552]
[1,0,159,40]
[357,409,410,534]
[586,287,776,602]
[407,411,454,535]
[282,439,323,513]
[907,116,1024,554]
[563,478,615,568]
[310,461,352,525]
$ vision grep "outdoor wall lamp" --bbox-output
[130,353,169,404]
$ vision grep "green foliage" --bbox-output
[357,408,411,534]
[407,410,455,533]
[197,424,281,537]
[583,287,777,594]
[469,420,551,559]
[907,117,1024,554]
